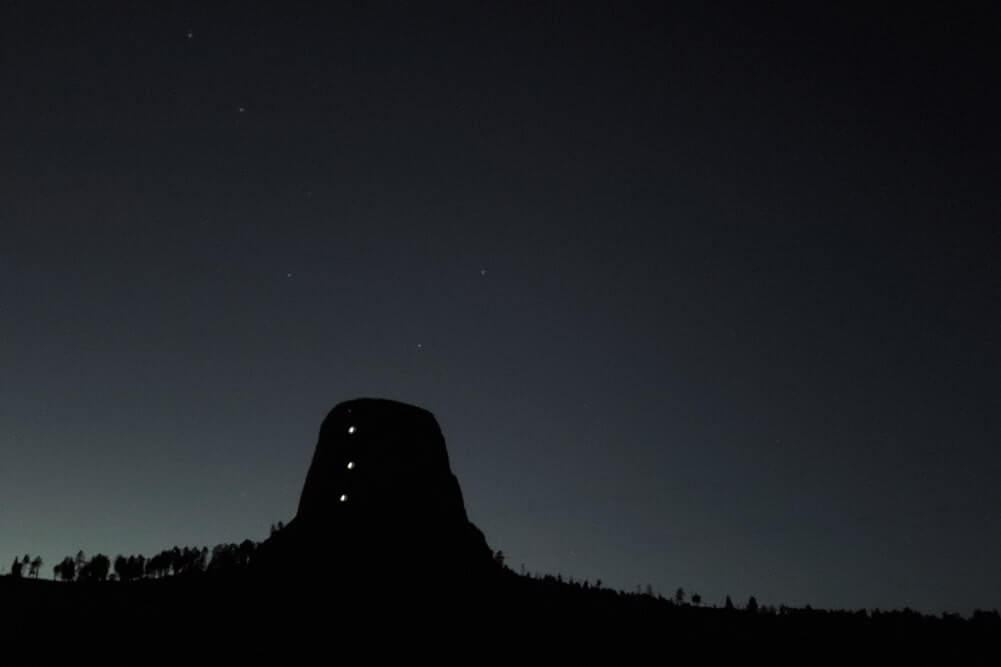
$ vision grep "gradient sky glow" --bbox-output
[2,2,999,614]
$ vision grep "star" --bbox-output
[186,29,194,39]
[480,268,487,276]
[286,272,293,279]
[238,107,246,113]
[417,343,423,349]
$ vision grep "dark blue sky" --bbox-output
[2,2,999,614]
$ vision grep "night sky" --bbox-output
[2,2,999,615]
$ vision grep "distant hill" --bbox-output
[3,569,999,660]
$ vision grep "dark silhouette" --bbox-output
[78,554,110,582]
[3,397,1000,660]
[113,555,128,582]
[207,543,240,572]
[146,551,166,578]
[254,398,495,595]
[53,556,75,582]
[236,539,256,567]
[111,554,144,581]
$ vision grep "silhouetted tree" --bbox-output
[95,554,111,581]
[53,556,76,582]
[29,556,42,578]
[725,595,734,611]
[209,543,239,572]
[11,557,23,578]
[146,552,168,578]
[79,554,110,582]
[675,587,685,604]
[78,558,92,581]
[493,550,505,568]
[746,596,758,614]
[192,546,207,573]
[166,546,208,576]
[74,550,86,576]
[236,539,256,567]
[973,609,1001,624]
[114,555,128,582]
[134,555,146,580]
[170,546,182,574]
[692,593,702,606]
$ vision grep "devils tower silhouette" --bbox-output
[256,398,495,591]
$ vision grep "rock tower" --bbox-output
[259,398,494,585]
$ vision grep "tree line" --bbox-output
[7,522,287,583]
[10,531,999,628]
[8,554,43,579]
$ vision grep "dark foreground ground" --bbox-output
[3,569,998,663]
